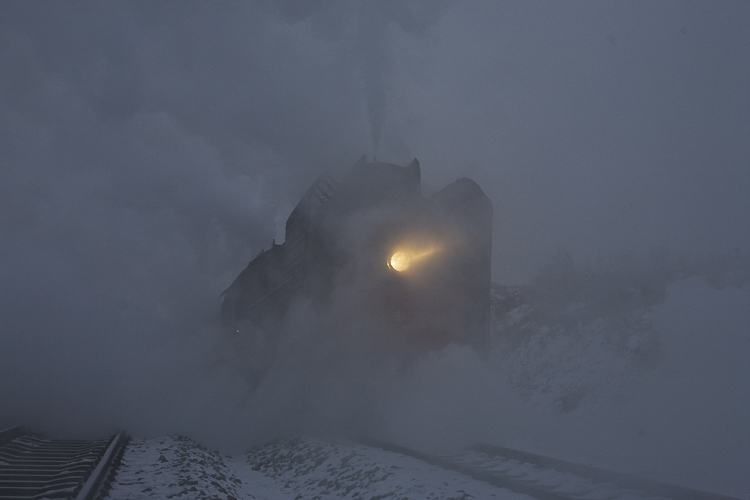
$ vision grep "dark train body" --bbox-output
[221,157,492,360]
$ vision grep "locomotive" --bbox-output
[220,156,492,366]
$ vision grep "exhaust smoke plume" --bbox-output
[358,1,388,157]
[356,1,450,156]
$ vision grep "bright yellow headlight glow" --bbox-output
[389,246,440,272]
[389,251,411,271]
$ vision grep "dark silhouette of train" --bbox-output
[221,156,492,363]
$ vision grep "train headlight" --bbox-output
[389,251,410,271]
[388,246,440,272]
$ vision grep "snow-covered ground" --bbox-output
[107,435,532,499]
[107,268,749,500]
[381,276,749,499]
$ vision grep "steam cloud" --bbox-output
[1,1,749,496]
[282,1,450,157]
[358,2,388,157]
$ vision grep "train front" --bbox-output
[220,157,492,383]
[324,158,493,354]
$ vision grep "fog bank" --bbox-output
[1,2,748,496]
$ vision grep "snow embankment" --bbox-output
[107,435,531,499]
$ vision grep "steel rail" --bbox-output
[74,431,128,500]
[358,436,578,500]
[358,436,745,500]
[473,442,743,500]
[0,427,129,500]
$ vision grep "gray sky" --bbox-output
[1,1,748,445]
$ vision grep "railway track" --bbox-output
[2,427,743,499]
[359,436,744,500]
[0,426,128,500]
